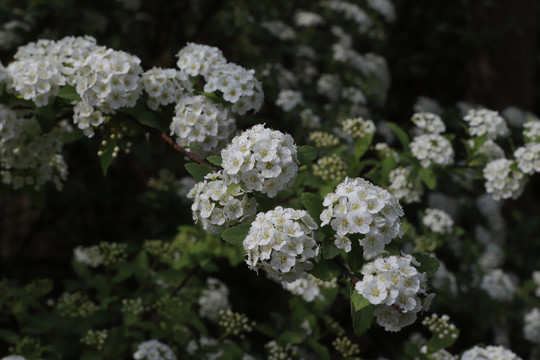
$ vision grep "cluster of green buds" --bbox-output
[81,329,108,350]
[332,336,360,357]
[309,131,340,148]
[313,153,347,181]
[218,310,255,339]
[57,292,99,318]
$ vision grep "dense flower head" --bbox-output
[483,158,527,200]
[341,117,376,139]
[357,254,433,332]
[142,67,192,109]
[1,356,27,360]
[187,171,257,234]
[460,345,522,360]
[523,119,540,141]
[513,142,540,175]
[221,124,299,198]
[170,95,236,154]
[470,139,505,161]
[276,89,303,112]
[411,112,445,134]
[534,271,540,297]
[198,277,231,322]
[261,20,296,41]
[423,208,454,234]
[243,206,319,282]
[388,166,424,204]
[218,310,255,339]
[321,177,404,259]
[133,340,176,360]
[326,0,372,33]
[524,308,540,343]
[480,268,516,302]
[367,0,396,22]
[410,134,454,168]
[176,43,227,78]
[300,108,321,129]
[0,106,67,191]
[72,46,143,136]
[294,10,325,27]
[6,58,65,106]
[463,108,509,140]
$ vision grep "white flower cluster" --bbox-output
[389,166,423,204]
[243,207,319,282]
[133,340,176,360]
[317,73,341,101]
[261,20,296,41]
[480,269,516,302]
[534,271,540,297]
[460,345,522,360]
[198,278,231,323]
[410,133,454,168]
[423,208,454,234]
[170,95,236,154]
[187,171,257,233]
[142,67,192,110]
[514,142,540,175]
[411,112,445,134]
[275,89,303,112]
[221,124,299,198]
[266,341,298,360]
[1,357,26,360]
[294,11,325,27]
[341,117,376,139]
[300,108,321,129]
[176,43,264,115]
[343,86,366,104]
[326,0,372,33]
[356,255,432,332]
[281,274,336,302]
[483,158,527,200]
[0,105,67,190]
[367,0,396,22]
[321,177,404,259]
[523,119,540,141]
[524,308,540,343]
[414,96,442,115]
[463,109,509,140]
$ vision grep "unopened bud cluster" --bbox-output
[422,313,458,339]
[309,131,340,148]
[121,298,144,315]
[523,119,540,141]
[57,292,99,318]
[265,341,299,360]
[313,153,347,181]
[218,310,255,339]
[81,329,108,350]
[143,239,180,262]
[332,336,360,357]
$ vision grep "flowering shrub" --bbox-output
[1,1,540,360]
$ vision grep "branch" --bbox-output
[333,258,359,284]
[128,116,218,171]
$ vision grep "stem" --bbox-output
[127,116,218,171]
[173,265,199,296]
[333,258,359,284]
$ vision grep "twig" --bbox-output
[333,258,359,284]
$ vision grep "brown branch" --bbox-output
[333,258,359,284]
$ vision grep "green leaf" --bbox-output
[278,330,304,344]
[387,122,410,149]
[56,85,81,101]
[80,352,101,360]
[206,155,222,167]
[306,340,330,360]
[185,163,213,182]
[344,238,364,273]
[221,223,251,246]
[137,111,166,132]
[257,324,279,337]
[297,145,319,166]
[414,253,440,276]
[133,251,150,275]
[380,154,397,182]
[0,329,19,343]
[226,183,240,196]
[354,133,374,159]
[322,238,341,259]
[112,264,134,283]
[350,289,375,336]
[308,260,341,282]
[418,167,436,190]
[301,192,323,225]
[99,136,118,176]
